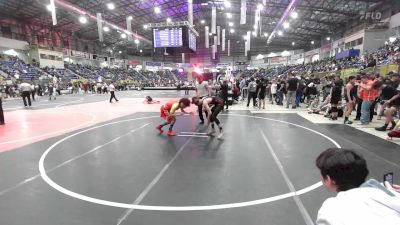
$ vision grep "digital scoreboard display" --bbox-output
[153,27,183,48]
[188,30,197,51]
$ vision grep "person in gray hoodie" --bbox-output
[316,148,400,225]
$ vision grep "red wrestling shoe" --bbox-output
[167,130,176,136]
[156,125,163,134]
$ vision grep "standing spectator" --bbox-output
[30,83,36,101]
[20,81,32,107]
[0,95,4,125]
[295,80,305,107]
[109,82,119,103]
[286,73,298,109]
[357,75,378,125]
[220,80,229,110]
[329,80,342,120]
[49,84,56,100]
[246,78,257,107]
[344,76,357,124]
[315,148,400,225]
[271,80,277,104]
[256,78,267,109]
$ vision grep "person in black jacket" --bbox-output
[0,97,4,125]
[220,80,229,110]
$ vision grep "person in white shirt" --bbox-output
[271,80,278,104]
[30,84,35,101]
[316,148,400,225]
[109,82,118,103]
[20,82,32,107]
[196,79,209,124]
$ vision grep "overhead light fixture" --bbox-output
[252,31,257,36]
[226,13,232,19]
[46,4,53,11]
[110,50,113,53]
[209,33,212,36]
[140,49,143,53]
[292,42,295,46]
[121,33,127,39]
[264,32,268,37]
[127,16,133,20]
[119,50,122,54]
[257,3,264,10]
[230,29,235,33]
[103,26,110,32]
[253,25,257,29]
[290,11,298,19]
[79,16,87,24]
[166,17,172,23]
[326,37,331,41]
[143,24,148,29]
[107,3,115,10]
[224,1,231,8]
[283,22,290,29]
[277,30,283,36]
[201,3,208,6]
[201,20,205,24]
[154,6,161,14]
[243,35,247,40]
[311,40,315,44]
[134,39,139,44]
[229,22,234,27]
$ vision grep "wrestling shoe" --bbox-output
[156,125,163,134]
[217,127,223,139]
[207,128,216,135]
[167,130,176,136]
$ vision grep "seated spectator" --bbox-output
[316,148,400,225]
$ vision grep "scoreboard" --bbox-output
[153,27,183,48]
[152,26,197,52]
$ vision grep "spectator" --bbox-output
[247,78,257,108]
[316,148,400,225]
[20,81,32,107]
[373,81,399,131]
[0,95,4,125]
[109,82,119,103]
[220,80,229,110]
[286,73,298,109]
[357,74,378,125]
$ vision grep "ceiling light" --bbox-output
[110,50,113,53]
[134,39,139,44]
[143,24,148,29]
[121,33,127,39]
[79,16,87,24]
[119,51,122,54]
[127,16,133,20]
[46,4,53,11]
[154,6,161,14]
[226,13,232,19]
[230,29,235,33]
[283,22,290,29]
[209,33,212,36]
[229,22,234,27]
[107,3,115,10]
[224,1,231,8]
[243,35,247,40]
[264,32,268,37]
[292,42,295,46]
[257,3,264,10]
[201,3,208,6]
[252,31,257,36]
[201,20,205,24]
[277,30,283,36]
[311,40,315,44]
[290,11,298,19]
[103,26,110,32]
[166,17,172,23]
[253,25,257,29]
[326,37,331,41]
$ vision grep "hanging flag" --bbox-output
[188,0,193,26]
[240,0,246,25]
[97,13,103,42]
[211,7,216,34]
[205,26,209,48]
[212,44,216,60]
[50,0,57,25]
[245,41,248,56]
[222,29,225,51]
[217,26,220,45]
[213,36,217,59]
[126,16,132,41]
[247,31,251,52]
[227,40,230,56]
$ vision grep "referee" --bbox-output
[196,79,209,124]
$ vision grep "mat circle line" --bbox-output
[39,114,341,211]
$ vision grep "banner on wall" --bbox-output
[320,44,332,53]
[145,61,162,67]
[270,57,286,64]
[71,50,91,59]
[305,49,320,57]
[127,59,141,66]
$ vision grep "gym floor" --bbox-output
[0,90,399,225]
